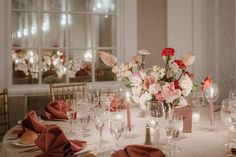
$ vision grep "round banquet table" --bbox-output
[0,106,234,157]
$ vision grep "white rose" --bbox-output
[132,86,142,96]
[139,92,152,107]
[132,95,140,104]
[179,75,193,96]
[112,65,119,73]
[182,52,196,65]
[130,75,142,87]
[149,83,161,94]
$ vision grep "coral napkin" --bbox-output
[35,125,86,157]
[44,100,68,119]
[112,145,166,157]
[21,111,46,133]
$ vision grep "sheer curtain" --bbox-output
[168,0,236,105]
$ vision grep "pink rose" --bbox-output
[162,82,181,103]
[202,75,213,91]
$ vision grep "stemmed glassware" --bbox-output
[65,99,76,135]
[110,112,125,152]
[229,89,236,100]
[94,107,108,148]
[75,103,91,137]
[165,115,183,156]
[204,83,218,130]
[221,99,236,148]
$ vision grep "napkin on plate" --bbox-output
[112,145,166,157]
[35,124,86,157]
[21,111,46,133]
[44,100,68,120]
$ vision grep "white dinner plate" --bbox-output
[17,119,43,125]
[12,139,36,147]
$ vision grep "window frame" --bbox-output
[6,0,125,94]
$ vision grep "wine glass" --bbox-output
[173,115,183,153]
[110,112,125,152]
[229,89,236,100]
[94,108,109,148]
[221,99,236,148]
[75,104,91,137]
[65,99,76,135]
[204,83,218,130]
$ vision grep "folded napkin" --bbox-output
[35,125,86,157]
[44,100,68,120]
[110,96,127,112]
[112,145,166,157]
[21,111,46,133]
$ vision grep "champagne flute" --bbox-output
[110,112,125,151]
[65,99,76,135]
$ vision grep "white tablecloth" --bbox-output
[0,106,234,157]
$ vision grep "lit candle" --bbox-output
[192,112,200,123]
[126,91,131,131]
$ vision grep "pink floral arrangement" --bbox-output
[99,48,200,110]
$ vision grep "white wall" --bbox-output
[168,0,236,103]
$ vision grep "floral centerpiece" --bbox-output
[99,48,204,112]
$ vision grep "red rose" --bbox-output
[161,48,175,56]
[174,60,186,70]
[185,71,194,78]
[202,75,213,91]
[174,80,181,89]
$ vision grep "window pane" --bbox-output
[40,13,66,48]
[12,0,38,10]
[41,0,66,11]
[91,0,116,13]
[68,50,92,83]
[94,15,116,47]
[12,49,39,84]
[68,14,91,48]
[41,49,66,83]
[68,0,90,12]
[12,12,38,47]
[95,49,115,81]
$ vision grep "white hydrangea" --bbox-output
[179,75,193,96]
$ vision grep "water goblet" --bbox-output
[94,108,109,148]
[65,99,76,135]
[110,112,125,152]
[75,105,91,137]
[221,99,236,148]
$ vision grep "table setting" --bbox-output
[2,47,236,157]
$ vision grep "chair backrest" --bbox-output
[49,82,87,101]
[0,88,9,137]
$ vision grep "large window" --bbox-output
[11,0,117,84]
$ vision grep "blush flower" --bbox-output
[162,82,181,103]
[202,75,213,91]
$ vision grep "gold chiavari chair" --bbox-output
[49,82,87,101]
[0,89,9,139]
